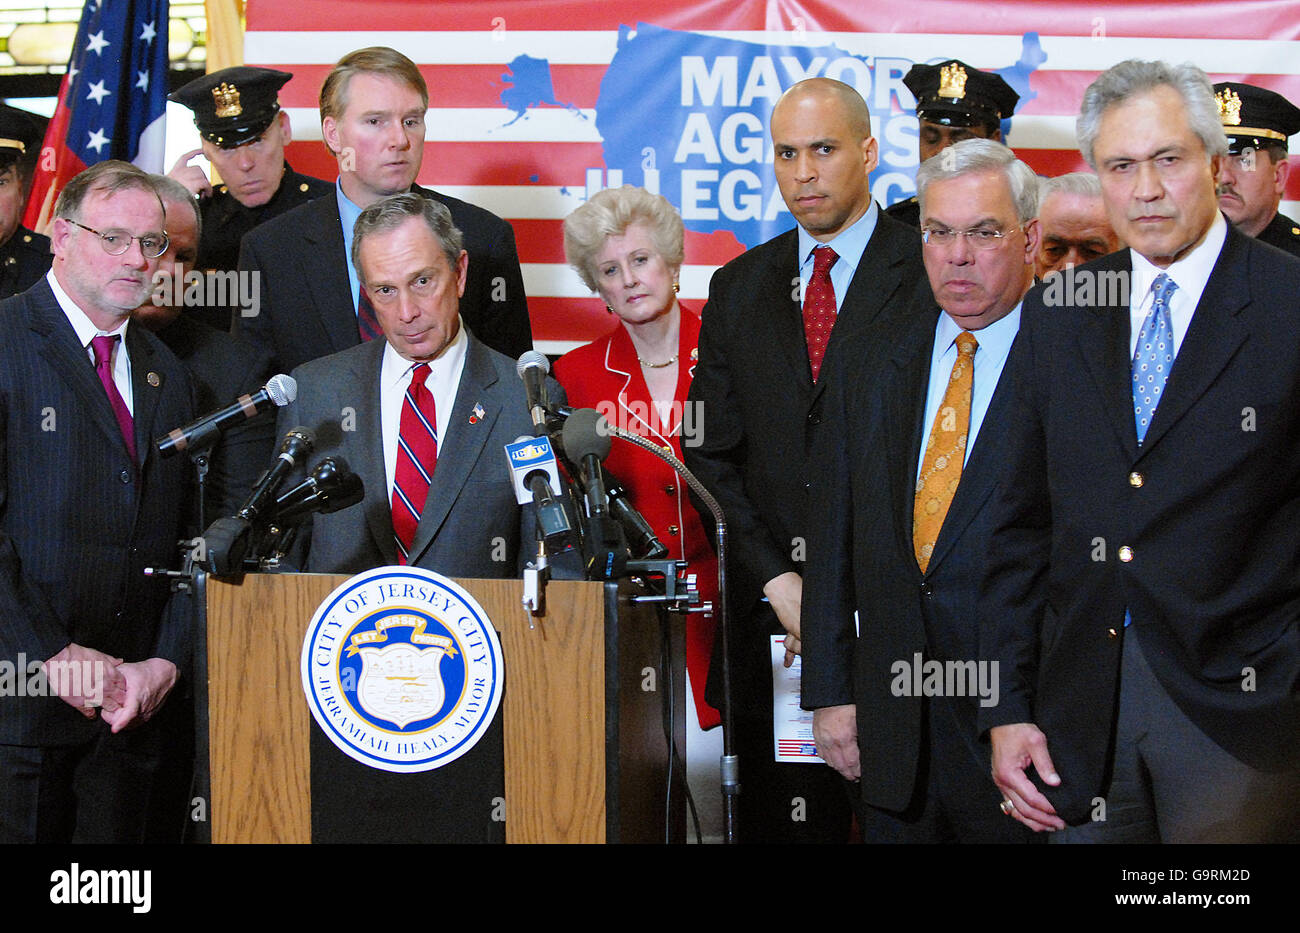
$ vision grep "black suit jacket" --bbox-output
[192,164,332,331]
[977,226,1300,822]
[235,184,532,374]
[153,313,275,519]
[801,300,1020,811]
[685,209,925,703]
[0,280,195,745]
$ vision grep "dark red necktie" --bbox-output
[358,287,382,342]
[802,245,838,382]
[392,363,437,564]
[91,334,136,464]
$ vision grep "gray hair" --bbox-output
[563,186,684,293]
[1038,171,1102,203]
[1077,60,1228,168]
[351,192,464,281]
[151,174,202,238]
[916,138,1039,223]
[54,160,162,223]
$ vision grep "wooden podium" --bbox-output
[197,572,685,843]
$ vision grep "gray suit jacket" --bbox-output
[277,329,561,577]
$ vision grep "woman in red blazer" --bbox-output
[554,186,719,729]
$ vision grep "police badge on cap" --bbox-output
[1213,81,1300,155]
[169,66,294,149]
[903,59,1020,131]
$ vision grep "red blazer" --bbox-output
[554,307,720,728]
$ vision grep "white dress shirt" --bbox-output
[47,269,133,414]
[795,201,881,312]
[1128,210,1228,360]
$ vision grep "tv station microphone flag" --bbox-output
[23,0,170,232]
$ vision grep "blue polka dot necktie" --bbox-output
[1131,273,1177,445]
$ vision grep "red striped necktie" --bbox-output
[392,363,437,564]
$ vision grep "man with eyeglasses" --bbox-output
[0,161,195,842]
[801,138,1040,842]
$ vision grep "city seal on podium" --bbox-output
[300,566,504,773]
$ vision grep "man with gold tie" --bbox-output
[801,138,1040,842]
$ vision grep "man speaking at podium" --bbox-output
[277,192,560,842]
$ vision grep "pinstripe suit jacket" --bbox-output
[0,279,195,745]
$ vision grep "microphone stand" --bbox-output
[602,425,737,845]
[190,448,210,534]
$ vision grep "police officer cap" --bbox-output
[1213,82,1300,155]
[169,66,292,149]
[0,108,38,170]
[904,59,1019,130]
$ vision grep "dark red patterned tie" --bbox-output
[802,245,838,382]
[392,363,437,564]
[91,334,136,465]
[357,286,383,342]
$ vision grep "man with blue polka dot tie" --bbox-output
[980,59,1300,844]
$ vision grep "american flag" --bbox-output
[23,0,170,231]
[243,0,1300,353]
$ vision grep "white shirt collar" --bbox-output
[379,317,469,389]
[46,268,130,348]
[1129,210,1228,315]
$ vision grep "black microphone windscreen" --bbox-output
[561,407,612,461]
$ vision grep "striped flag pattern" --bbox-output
[242,0,1300,353]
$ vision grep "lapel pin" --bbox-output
[690,347,698,361]
[469,402,485,424]
[147,372,161,387]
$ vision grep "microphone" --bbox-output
[503,436,572,544]
[515,350,551,435]
[157,374,297,457]
[562,408,627,579]
[237,426,315,524]
[273,456,365,525]
[605,470,669,559]
[561,408,612,507]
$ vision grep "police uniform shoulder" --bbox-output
[289,171,332,198]
[14,226,49,252]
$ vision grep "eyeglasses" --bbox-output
[66,220,169,259]
[922,226,1022,250]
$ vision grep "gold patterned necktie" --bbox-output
[913,331,977,573]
